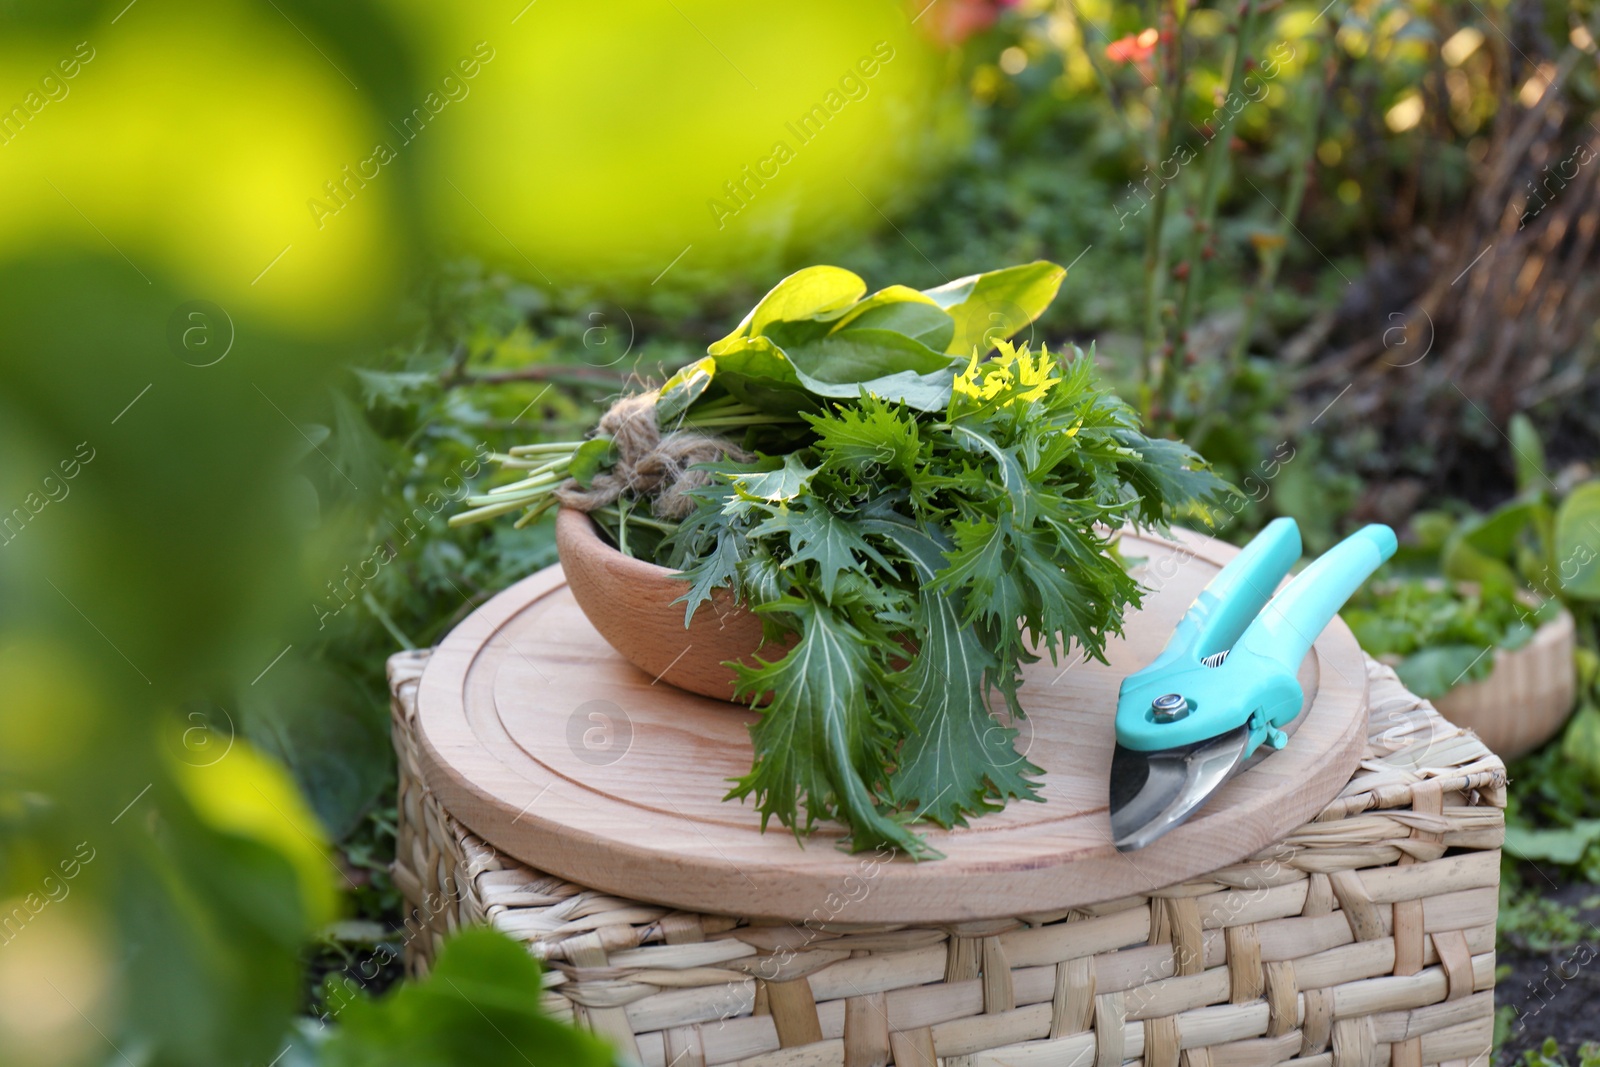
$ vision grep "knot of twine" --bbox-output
[554,392,753,521]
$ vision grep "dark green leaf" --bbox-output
[783,328,956,385]
[568,436,617,489]
[727,598,932,857]
[1555,483,1600,599]
[323,928,614,1067]
[1393,643,1491,699]
[831,295,955,351]
[699,334,958,413]
[1442,500,1538,597]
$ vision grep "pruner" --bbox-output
[1109,517,1396,851]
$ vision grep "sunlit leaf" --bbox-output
[168,740,340,928]
[922,261,1066,355]
[711,265,867,352]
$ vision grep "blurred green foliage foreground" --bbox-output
[0,1,939,1064]
[4,0,1600,1064]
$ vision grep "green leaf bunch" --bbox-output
[458,262,1228,857]
[659,336,1227,857]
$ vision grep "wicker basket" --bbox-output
[1433,607,1575,760]
[389,650,1504,1067]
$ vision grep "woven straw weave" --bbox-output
[389,649,1504,1067]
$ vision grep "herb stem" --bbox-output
[591,504,679,533]
[484,463,570,494]
[685,396,755,416]
[512,494,560,529]
[490,452,569,469]
[449,495,545,526]
[1171,0,1258,375]
[508,441,586,456]
[685,414,801,429]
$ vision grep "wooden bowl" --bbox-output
[554,507,786,701]
[1432,607,1576,759]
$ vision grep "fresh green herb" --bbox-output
[457,263,1228,857]
[1343,578,1557,699]
[1497,872,1594,953]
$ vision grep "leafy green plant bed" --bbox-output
[1492,867,1600,1067]
[456,262,1226,856]
[1343,578,1558,700]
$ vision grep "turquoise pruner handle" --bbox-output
[1176,517,1302,663]
[1116,521,1396,756]
[1233,524,1398,675]
[1128,518,1302,684]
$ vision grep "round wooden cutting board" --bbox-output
[415,527,1369,923]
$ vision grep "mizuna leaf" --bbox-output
[673,529,745,625]
[726,598,933,858]
[858,518,1043,828]
[934,516,1008,607]
[806,396,924,477]
[952,425,1032,525]
[750,502,893,603]
[1109,430,1232,525]
[731,454,816,503]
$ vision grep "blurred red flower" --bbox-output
[915,0,1020,47]
[1105,27,1159,64]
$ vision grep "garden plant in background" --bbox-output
[1442,417,1600,760]
[1344,577,1560,701]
